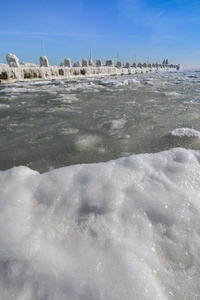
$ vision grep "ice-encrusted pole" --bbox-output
[41,40,46,57]
[89,47,94,66]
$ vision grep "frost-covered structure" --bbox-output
[0,53,179,83]
[40,56,49,67]
[106,59,114,67]
[73,62,82,67]
[82,59,88,67]
[125,62,131,68]
[6,53,20,68]
[89,48,94,66]
[64,58,72,67]
[96,59,102,67]
[89,57,94,66]
[116,61,123,68]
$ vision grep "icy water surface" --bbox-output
[1,69,200,172]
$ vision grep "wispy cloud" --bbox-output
[0,31,143,38]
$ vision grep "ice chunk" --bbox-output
[6,53,20,67]
[169,128,200,138]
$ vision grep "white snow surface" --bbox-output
[1,148,200,299]
[169,127,200,138]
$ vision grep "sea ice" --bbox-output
[169,127,200,138]
[111,118,126,130]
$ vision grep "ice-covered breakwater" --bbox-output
[0,53,179,83]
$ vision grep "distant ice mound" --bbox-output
[40,56,49,67]
[73,62,82,67]
[63,58,72,67]
[6,53,20,67]
[96,59,102,67]
[82,58,88,67]
[106,59,114,67]
[116,61,123,68]
[169,128,200,138]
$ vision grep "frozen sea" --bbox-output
[1,69,200,299]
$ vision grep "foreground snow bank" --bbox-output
[1,148,200,299]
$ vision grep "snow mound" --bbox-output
[1,148,200,299]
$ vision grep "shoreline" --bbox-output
[0,65,178,84]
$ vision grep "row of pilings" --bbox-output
[0,53,179,83]
[5,53,177,69]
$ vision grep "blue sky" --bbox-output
[1,0,200,69]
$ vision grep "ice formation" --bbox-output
[89,48,94,66]
[0,148,200,299]
[63,58,72,67]
[0,53,179,83]
[106,59,114,67]
[169,128,200,138]
[82,58,88,67]
[73,62,82,67]
[89,57,94,66]
[116,61,123,68]
[96,59,102,67]
[125,62,131,68]
[40,56,49,67]
[6,53,20,67]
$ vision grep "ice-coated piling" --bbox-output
[40,56,49,67]
[64,58,72,67]
[6,53,20,68]
[125,62,131,68]
[82,59,88,67]
[106,59,114,67]
[73,62,82,67]
[96,59,102,67]
[116,61,123,68]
